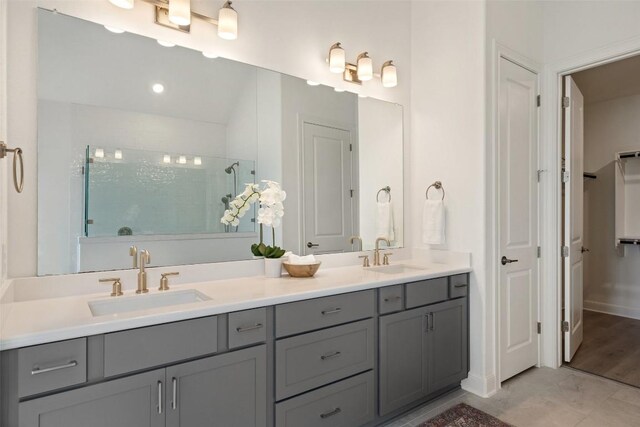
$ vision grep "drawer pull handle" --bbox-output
[320,407,342,419]
[236,323,264,333]
[171,377,178,410]
[429,312,434,331]
[321,308,342,315]
[320,351,341,360]
[384,296,401,302]
[454,284,468,288]
[158,381,163,414]
[31,360,78,375]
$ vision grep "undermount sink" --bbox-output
[367,264,426,275]
[88,289,210,317]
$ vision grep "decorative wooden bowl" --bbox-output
[282,262,321,278]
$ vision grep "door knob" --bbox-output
[501,256,519,265]
[581,247,590,253]
[307,242,319,248]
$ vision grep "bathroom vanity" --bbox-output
[0,264,469,427]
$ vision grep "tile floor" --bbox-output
[382,366,640,427]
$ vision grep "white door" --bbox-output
[498,58,540,382]
[563,76,584,362]
[302,122,354,254]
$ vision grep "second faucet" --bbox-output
[136,250,151,294]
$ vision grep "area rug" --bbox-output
[419,403,511,427]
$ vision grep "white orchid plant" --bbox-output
[221,180,287,258]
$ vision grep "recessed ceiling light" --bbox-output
[157,40,176,48]
[152,83,165,94]
[306,80,320,86]
[104,25,125,34]
[334,87,345,93]
[202,51,219,59]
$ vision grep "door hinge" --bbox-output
[88,158,94,164]
[537,246,541,258]
[81,166,85,175]
[562,170,570,183]
[537,322,541,334]
[562,246,569,257]
[349,144,353,152]
[562,97,570,108]
[350,189,354,197]
[537,95,541,107]
[86,219,94,225]
[562,321,569,332]
[537,169,545,182]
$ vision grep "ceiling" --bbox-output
[572,54,640,104]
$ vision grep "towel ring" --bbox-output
[376,186,391,202]
[0,142,24,193]
[426,181,445,200]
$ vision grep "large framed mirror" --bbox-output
[36,9,404,275]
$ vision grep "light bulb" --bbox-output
[328,42,346,73]
[334,88,345,93]
[157,40,176,48]
[95,148,104,158]
[163,154,172,164]
[104,25,125,34]
[114,149,123,160]
[381,60,398,88]
[109,0,134,9]
[178,156,187,164]
[194,156,202,165]
[218,1,238,40]
[202,51,218,59]
[357,52,373,81]
[306,80,320,86]
[169,0,191,26]
[152,83,165,94]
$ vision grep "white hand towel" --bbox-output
[286,253,317,265]
[422,200,445,245]
[376,201,395,242]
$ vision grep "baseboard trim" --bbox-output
[461,372,498,398]
[584,300,640,321]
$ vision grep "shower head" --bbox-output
[224,161,239,174]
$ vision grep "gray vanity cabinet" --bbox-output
[427,298,468,392]
[378,296,468,416]
[378,306,430,416]
[18,369,165,427]
[164,345,267,427]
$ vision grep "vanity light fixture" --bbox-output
[114,149,123,160]
[356,52,373,81]
[328,43,346,73]
[381,60,398,88]
[168,0,190,26]
[95,148,105,158]
[194,156,202,165]
[104,25,125,34]
[163,154,172,163]
[107,0,239,41]
[157,39,176,47]
[152,83,165,93]
[177,155,187,164]
[326,43,398,88]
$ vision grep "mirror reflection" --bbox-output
[37,9,404,275]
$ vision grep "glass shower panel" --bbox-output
[85,146,255,237]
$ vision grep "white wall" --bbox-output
[410,0,489,395]
[583,95,640,320]
[6,0,412,277]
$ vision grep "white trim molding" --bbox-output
[462,372,498,398]
[542,33,640,369]
[0,0,9,290]
[584,303,640,322]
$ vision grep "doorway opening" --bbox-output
[561,54,640,388]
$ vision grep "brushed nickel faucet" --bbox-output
[136,250,151,294]
[349,235,363,251]
[373,237,391,266]
[129,245,138,269]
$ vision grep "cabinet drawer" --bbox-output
[18,338,87,398]
[275,290,374,337]
[275,371,375,427]
[228,308,267,349]
[378,285,404,314]
[449,274,469,298]
[104,316,217,377]
[275,319,374,400]
[406,277,449,308]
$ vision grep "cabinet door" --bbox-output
[427,298,468,393]
[19,369,165,427]
[378,306,429,416]
[165,345,266,427]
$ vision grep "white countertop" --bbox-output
[0,257,470,350]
